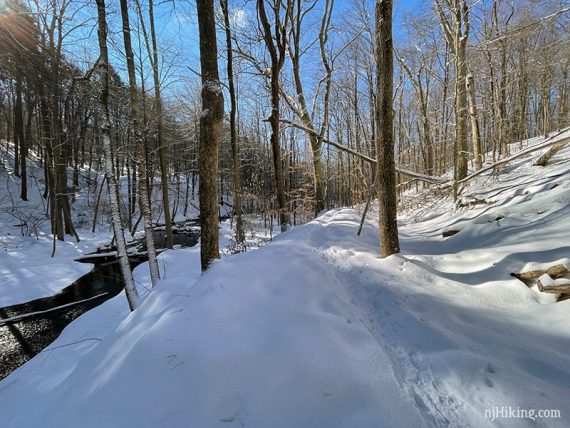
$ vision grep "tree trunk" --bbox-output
[375,0,400,257]
[13,77,23,179]
[220,0,245,245]
[257,0,291,231]
[196,0,224,270]
[466,72,482,170]
[95,0,139,311]
[455,25,469,183]
[119,0,160,286]
[21,88,32,201]
[147,0,173,248]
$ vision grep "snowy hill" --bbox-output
[0,139,209,307]
[0,142,114,306]
[0,131,569,427]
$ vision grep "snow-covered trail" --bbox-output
[306,214,464,426]
[0,205,569,427]
[303,214,464,427]
[304,207,569,428]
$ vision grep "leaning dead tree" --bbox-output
[534,139,570,167]
[280,118,447,185]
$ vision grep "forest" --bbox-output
[0,0,569,427]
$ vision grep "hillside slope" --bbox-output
[0,131,569,427]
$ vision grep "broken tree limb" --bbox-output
[534,139,570,166]
[511,264,569,282]
[41,337,103,353]
[357,178,377,236]
[279,118,447,185]
[0,293,109,325]
[277,118,376,163]
[457,130,570,185]
[278,122,569,191]
[537,274,570,294]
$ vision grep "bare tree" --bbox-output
[257,0,292,231]
[148,0,174,248]
[282,0,335,214]
[196,0,224,270]
[435,0,470,198]
[375,0,400,257]
[95,0,139,311]
[397,54,435,175]
[466,72,482,169]
[220,0,245,245]
[119,0,160,286]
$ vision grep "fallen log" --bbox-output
[278,118,448,185]
[511,264,569,282]
[458,130,570,186]
[459,198,491,208]
[534,139,570,166]
[537,274,570,294]
[0,293,109,325]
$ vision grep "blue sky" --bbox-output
[55,0,433,101]
[394,0,433,42]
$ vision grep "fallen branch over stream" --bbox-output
[0,292,109,325]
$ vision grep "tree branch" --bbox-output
[279,118,447,185]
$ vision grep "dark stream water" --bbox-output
[0,224,199,380]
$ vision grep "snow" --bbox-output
[1,130,570,427]
[0,236,89,307]
[0,139,229,307]
[538,273,556,287]
[0,145,113,306]
[202,79,223,96]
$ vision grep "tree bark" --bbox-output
[119,0,160,286]
[95,0,139,311]
[196,0,224,270]
[257,0,291,231]
[466,72,482,170]
[148,0,174,249]
[375,0,400,257]
[220,0,245,245]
